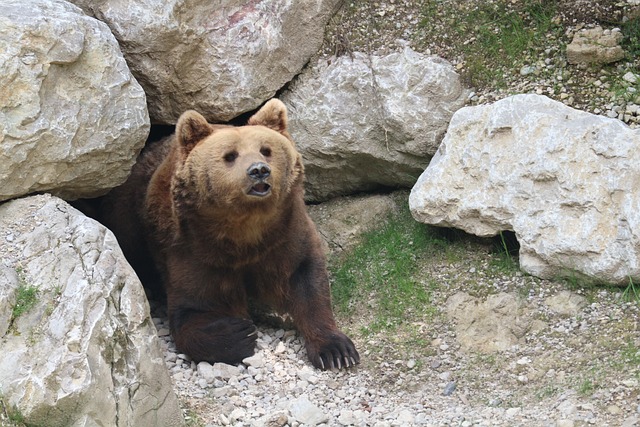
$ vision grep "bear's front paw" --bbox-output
[307,332,360,370]
[177,317,257,365]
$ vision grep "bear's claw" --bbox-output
[309,332,360,370]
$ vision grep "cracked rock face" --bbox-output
[566,26,625,65]
[409,94,640,284]
[0,194,182,427]
[446,292,536,353]
[282,48,469,202]
[0,0,149,202]
[68,0,341,124]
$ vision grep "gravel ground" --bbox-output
[155,2,640,426]
[155,232,640,426]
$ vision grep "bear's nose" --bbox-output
[247,162,271,181]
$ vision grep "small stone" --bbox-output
[622,417,640,427]
[443,381,457,396]
[395,410,415,424]
[607,405,622,415]
[520,65,536,76]
[506,407,521,417]
[290,395,328,425]
[275,342,287,354]
[407,359,416,369]
[156,328,171,337]
[229,407,246,422]
[624,72,639,84]
[556,420,575,427]
[243,353,265,368]
[212,362,241,380]
[338,409,358,425]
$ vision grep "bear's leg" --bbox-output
[165,259,257,365]
[288,258,360,370]
[168,306,257,365]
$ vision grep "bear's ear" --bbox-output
[248,99,289,135]
[176,110,213,154]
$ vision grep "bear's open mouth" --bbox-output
[248,183,271,197]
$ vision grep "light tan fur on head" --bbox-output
[171,100,304,244]
[176,110,213,157]
[248,99,294,143]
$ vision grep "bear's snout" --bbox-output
[247,162,271,181]
[247,162,272,197]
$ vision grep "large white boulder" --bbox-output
[69,0,341,124]
[0,0,149,202]
[410,94,640,284]
[282,48,469,201]
[0,194,183,427]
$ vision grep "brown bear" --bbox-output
[99,99,359,370]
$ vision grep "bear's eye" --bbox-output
[260,147,272,157]
[223,151,238,163]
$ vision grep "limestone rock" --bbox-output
[0,0,149,202]
[0,194,182,427]
[567,26,625,64]
[446,292,533,353]
[69,0,341,124]
[545,291,587,317]
[289,395,328,425]
[282,48,469,202]
[410,94,640,284]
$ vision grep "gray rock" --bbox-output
[446,292,533,353]
[410,94,640,284]
[243,353,265,368]
[70,0,341,124]
[289,395,328,425]
[0,195,182,427]
[567,26,625,64]
[443,381,457,396]
[282,47,469,201]
[545,291,588,317]
[0,0,149,202]
[197,361,216,383]
[212,362,242,380]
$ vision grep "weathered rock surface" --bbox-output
[566,26,625,64]
[409,94,640,284]
[0,194,182,427]
[69,0,341,124]
[0,0,149,202]
[282,47,469,202]
[446,292,536,353]
[307,193,400,255]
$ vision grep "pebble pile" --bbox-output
[151,293,640,427]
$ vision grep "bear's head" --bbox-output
[171,99,303,219]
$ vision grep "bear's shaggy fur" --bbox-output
[100,99,359,369]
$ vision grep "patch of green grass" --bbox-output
[0,396,26,427]
[621,15,640,58]
[621,339,640,366]
[536,384,560,400]
[330,203,444,334]
[418,0,561,88]
[577,377,598,396]
[11,285,38,321]
[622,277,640,303]
[488,231,520,274]
[184,409,205,427]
